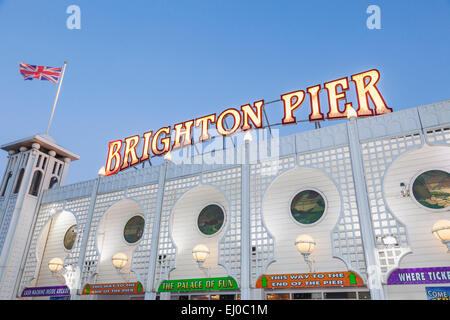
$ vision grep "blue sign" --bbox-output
[50,296,70,300]
[425,287,450,300]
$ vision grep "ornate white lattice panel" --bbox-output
[80,190,125,285]
[204,167,242,283]
[156,175,200,284]
[424,127,450,146]
[128,184,159,283]
[377,247,412,282]
[362,134,423,243]
[298,147,368,277]
[361,134,423,279]
[62,197,92,289]
[0,195,18,254]
[249,156,294,285]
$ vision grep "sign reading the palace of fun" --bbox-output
[105,69,392,176]
[158,277,239,292]
[255,271,364,289]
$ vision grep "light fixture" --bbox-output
[192,244,210,276]
[192,244,210,263]
[164,151,172,162]
[112,252,128,270]
[381,235,398,247]
[400,182,410,197]
[432,220,450,252]
[243,131,253,143]
[48,257,64,273]
[346,105,357,120]
[295,234,316,272]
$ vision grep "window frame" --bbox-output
[195,202,227,238]
[123,214,146,245]
[409,168,450,212]
[288,188,328,227]
[63,224,78,251]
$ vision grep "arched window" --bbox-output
[13,169,25,194]
[29,170,43,196]
[49,177,59,189]
[1,172,13,196]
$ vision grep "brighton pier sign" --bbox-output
[105,69,392,176]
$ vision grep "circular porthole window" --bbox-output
[197,204,225,236]
[123,215,145,244]
[412,170,450,210]
[290,190,326,225]
[63,224,77,250]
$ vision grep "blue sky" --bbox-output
[0,0,449,184]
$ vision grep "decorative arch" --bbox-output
[13,168,25,194]
[29,170,43,196]
[167,184,230,280]
[380,143,450,281]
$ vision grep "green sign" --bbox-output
[158,277,239,292]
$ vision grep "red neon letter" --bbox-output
[195,114,216,142]
[216,108,241,136]
[105,140,123,176]
[140,131,153,162]
[241,100,264,131]
[121,135,140,170]
[307,85,324,121]
[324,77,353,119]
[351,69,392,116]
[151,127,171,156]
[172,120,194,150]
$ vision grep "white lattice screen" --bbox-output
[15,100,450,297]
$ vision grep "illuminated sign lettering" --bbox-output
[255,271,365,289]
[158,277,239,292]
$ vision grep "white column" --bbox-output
[346,117,385,300]
[240,140,251,300]
[144,162,168,300]
[0,148,37,296]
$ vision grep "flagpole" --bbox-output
[46,61,68,135]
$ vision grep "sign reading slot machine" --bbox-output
[82,282,143,295]
[256,271,364,289]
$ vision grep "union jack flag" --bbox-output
[19,62,62,83]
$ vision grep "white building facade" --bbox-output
[0,100,449,300]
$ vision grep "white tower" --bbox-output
[0,134,79,299]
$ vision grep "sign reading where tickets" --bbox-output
[21,285,70,298]
[256,271,364,289]
[82,282,143,295]
[158,277,239,292]
[387,266,450,285]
